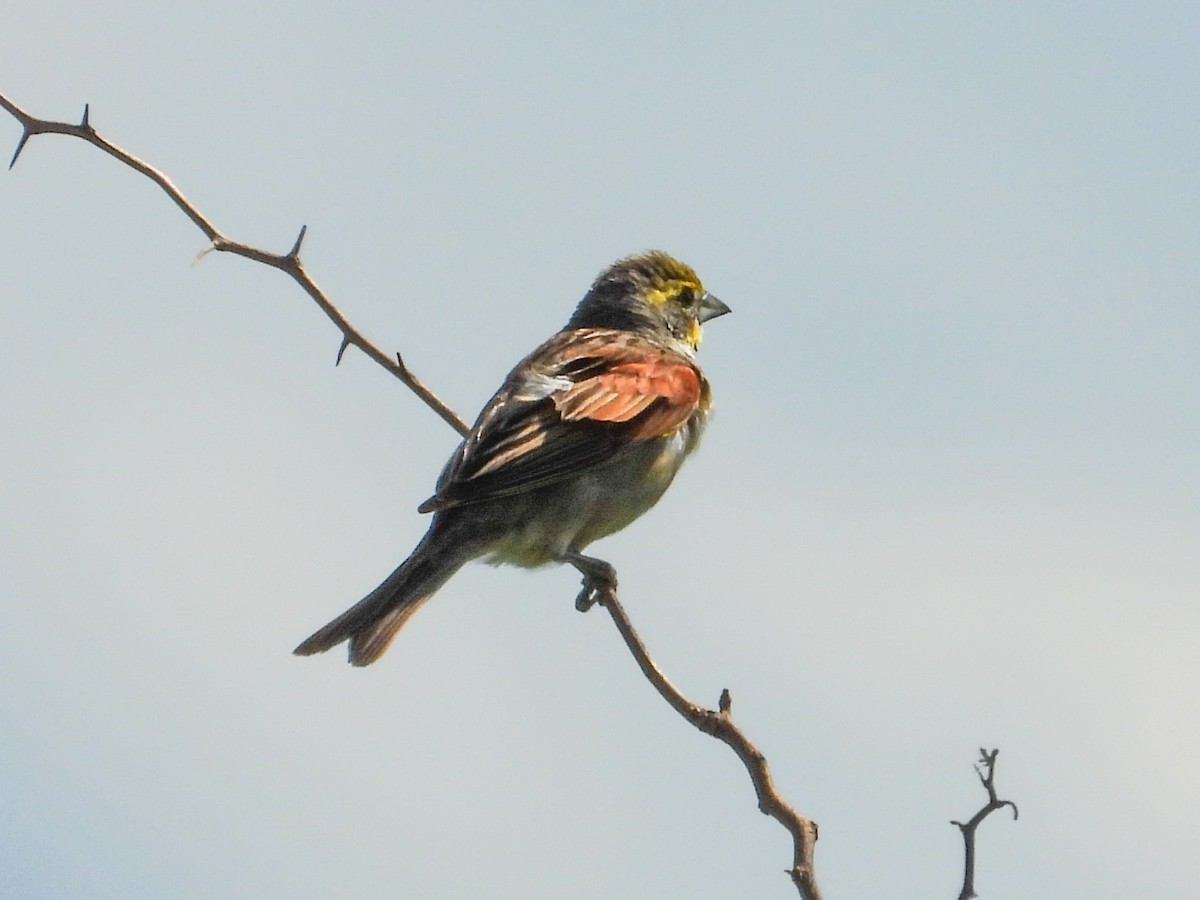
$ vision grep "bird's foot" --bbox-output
[564,553,618,612]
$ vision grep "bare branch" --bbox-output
[0,91,469,437]
[599,592,823,899]
[951,748,1019,900]
[4,89,820,896]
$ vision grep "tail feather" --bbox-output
[346,601,427,666]
[293,530,470,666]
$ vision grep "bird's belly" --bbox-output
[482,429,695,568]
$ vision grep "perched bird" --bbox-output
[294,251,730,666]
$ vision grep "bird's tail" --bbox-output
[293,527,472,666]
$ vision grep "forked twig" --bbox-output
[951,748,1019,899]
[2,91,820,897]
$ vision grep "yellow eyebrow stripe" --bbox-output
[644,279,704,307]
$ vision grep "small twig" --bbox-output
[600,592,822,899]
[951,748,1019,900]
[0,91,469,437]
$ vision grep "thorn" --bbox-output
[287,224,307,259]
[335,335,351,365]
[192,241,218,266]
[8,128,31,169]
[80,103,92,131]
[719,688,732,715]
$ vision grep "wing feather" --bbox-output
[419,330,704,512]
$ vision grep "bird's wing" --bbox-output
[418,329,703,512]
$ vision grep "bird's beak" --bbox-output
[697,292,731,323]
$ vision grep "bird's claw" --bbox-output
[574,572,617,612]
[574,585,598,612]
[564,553,617,612]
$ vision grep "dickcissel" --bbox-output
[294,251,730,665]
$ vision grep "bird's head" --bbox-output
[568,251,731,353]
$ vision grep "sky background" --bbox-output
[2,3,1198,898]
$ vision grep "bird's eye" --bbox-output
[676,287,696,308]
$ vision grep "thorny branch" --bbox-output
[602,593,822,899]
[0,92,468,437]
[2,93,822,897]
[951,748,1019,900]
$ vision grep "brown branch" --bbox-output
[3,90,819,897]
[951,748,1019,900]
[0,91,469,438]
[601,592,822,899]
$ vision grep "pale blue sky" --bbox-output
[3,3,1198,898]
